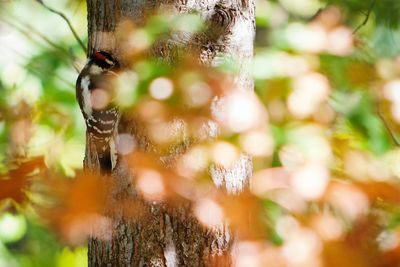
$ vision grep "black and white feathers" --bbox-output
[76,51,120,174]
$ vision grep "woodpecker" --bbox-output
[76,51,120,174]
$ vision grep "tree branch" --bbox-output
[353,0,376,34]
[35,0,86,53]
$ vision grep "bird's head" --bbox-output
[91,51,119,70]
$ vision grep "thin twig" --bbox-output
[0,18,80,73]
[377,109,400,147]
[1,18,65,53]
[2,45,75,87]
[35,0,86,53]
[372,89,400,147]
[353,0,376,34]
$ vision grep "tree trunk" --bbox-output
[84,1,255,266]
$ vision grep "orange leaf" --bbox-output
[0,157,44,204]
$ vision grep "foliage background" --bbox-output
[1,0,400,266]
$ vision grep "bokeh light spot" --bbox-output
[149,77,174,100]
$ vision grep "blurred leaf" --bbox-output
[263,200,284,245]
[323,0,400,28]
[357,182,400,204]
[371,26,400,57]
[0,157,45,205]
[331,91,391,154]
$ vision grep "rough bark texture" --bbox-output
[85,1,255,266]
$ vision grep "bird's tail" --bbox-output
[97,145,112,174]
[91,136,116,175]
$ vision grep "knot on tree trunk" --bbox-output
[208,5,238,40]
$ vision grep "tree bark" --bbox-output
[84,1,255,266]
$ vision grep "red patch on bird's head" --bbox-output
[94,51,107,62]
